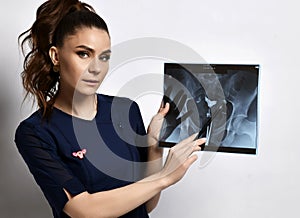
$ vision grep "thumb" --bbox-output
[159,102,170,116]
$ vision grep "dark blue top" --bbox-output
[15,94,149,218]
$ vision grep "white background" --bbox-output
[1,0,299,217]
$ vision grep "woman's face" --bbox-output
[51,27,111,97]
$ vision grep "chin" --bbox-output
[73,87,99,97]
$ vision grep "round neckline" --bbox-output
[53,107,98,122]
[53,95,99,122]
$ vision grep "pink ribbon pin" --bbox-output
[72,149,87,159]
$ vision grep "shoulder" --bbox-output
[15,109,54,147]
[16,109,43,132]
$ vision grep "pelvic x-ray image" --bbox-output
[159,63,259,154]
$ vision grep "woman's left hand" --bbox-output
[145,101,170,205]
[147,102,170,155]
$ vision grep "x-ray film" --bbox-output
[159,63,259,154]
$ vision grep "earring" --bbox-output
[53,65,60,73]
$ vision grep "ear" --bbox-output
[49,46,59,65]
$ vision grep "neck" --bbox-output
[54,91,97,120]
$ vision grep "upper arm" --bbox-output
[15,122,86,217]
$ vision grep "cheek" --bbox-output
[100,63,110,79]
[60,60,88,81]
[103,62,109,73]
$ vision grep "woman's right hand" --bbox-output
[158,135,206,188]
[63,134,205,218]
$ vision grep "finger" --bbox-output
[158,102,170,116]
[172,142,199,167]
[183,154,199,169]
[176,133,198,147]
[174,138,206,159]
[168,148,199,174]
[158,99,167,111]
[164,140,201,174]
[195,138,206,146]
[159,100,164,110]
[182,139,203,157]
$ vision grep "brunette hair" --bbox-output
[19,0,109,118]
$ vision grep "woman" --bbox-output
[15,0,205,217]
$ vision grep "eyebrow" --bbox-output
[75,45,111,55]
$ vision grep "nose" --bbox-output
[88,58,101,75]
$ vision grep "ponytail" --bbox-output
[19,0,107,119]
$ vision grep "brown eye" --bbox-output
[77,51,89,58]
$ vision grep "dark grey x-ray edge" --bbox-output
[159,63,259,154]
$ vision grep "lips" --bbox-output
[82,79,99,85]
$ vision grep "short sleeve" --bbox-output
[15,121,86,217]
